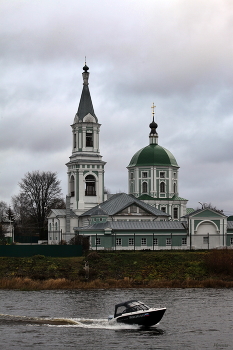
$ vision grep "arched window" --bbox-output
[173,207,178,219]
[55,222,58,230]
[173,182,176,194]
[160,181,165,193]
[49,223,52,231]
[70,175,75,197]
[86,131,93,147]
[142,182,147,193]
[85,175,96,196]
[130,182,134,194]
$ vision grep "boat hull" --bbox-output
[115,308,166,327]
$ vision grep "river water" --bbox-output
[0,288,232,350]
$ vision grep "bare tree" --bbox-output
[12,171,64,239]
[0,201,8,221]
[69,234,90,252]
[197,202,224,213]
[0,223,7,242]
[0,201,8,243]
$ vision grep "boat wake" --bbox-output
[0,314,139,330]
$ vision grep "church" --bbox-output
[47,64,233,250]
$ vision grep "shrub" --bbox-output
[205,249,233,276]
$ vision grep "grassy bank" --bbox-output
[0,250,233,290]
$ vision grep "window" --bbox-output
[160,181,165,193]
[173,207,178,219]
[73,133,76,148]
[182,238,187,245]
[85,175,96,196]
[160,172,165,178]
[141,238,147,246]
[173,183,176,194]
[142,172,147,178]
[49,223,51,231]
[130,205,137,213]
[95,237,101,245]
[128,238,134,246]
[86,131,93,147]
[173,172,176,179]
[230,238,233,245]
[153,238,158,245]
[70,175,75,196]
[130,172,134,179]
[116,238,122,246]
[166,238,172,245]
[161,207,166,213]
[130,183,134,193]
[142,182,147,193]
[55,222,58,230]
[203,237,209,244]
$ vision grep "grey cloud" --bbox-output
[0,0,233,214]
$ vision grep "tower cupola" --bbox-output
[149,103,158,144]
[74,63,97,124]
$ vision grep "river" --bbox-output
[0,288,232,350]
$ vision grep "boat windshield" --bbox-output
[114,300,149,317]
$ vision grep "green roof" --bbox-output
[138,194,188,201]
[138,194,154,200]
[128,144,178,167]
[186,208,195,214]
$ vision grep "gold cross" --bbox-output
[151,103,156,117]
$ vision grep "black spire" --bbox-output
[75,63,98,123]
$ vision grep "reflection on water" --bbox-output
[0,289,232,350]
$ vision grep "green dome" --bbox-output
[128,144,178,167]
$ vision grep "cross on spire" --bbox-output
[151,103,156,120]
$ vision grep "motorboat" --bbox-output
[108,300,166,327]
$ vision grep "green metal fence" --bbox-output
[0,245,82,257]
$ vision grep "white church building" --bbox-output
[47,65,233,249]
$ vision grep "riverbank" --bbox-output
[0,250,233,290]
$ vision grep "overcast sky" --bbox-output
[1,0,233,215]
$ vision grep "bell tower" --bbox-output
[66,64,106,215]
